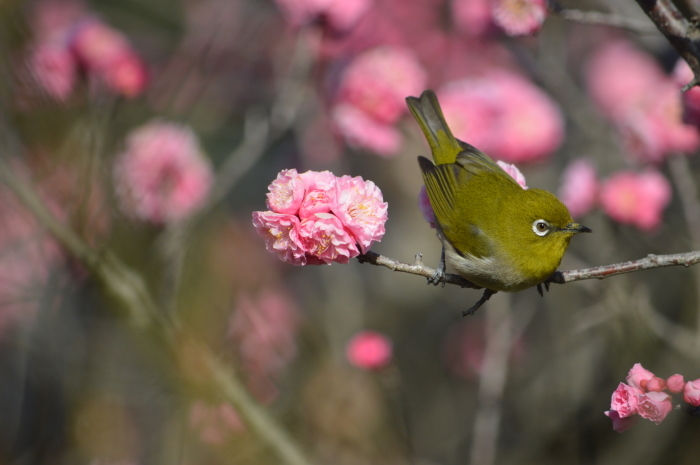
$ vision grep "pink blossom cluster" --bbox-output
[345,330,393,371]
[436,71,564,164]
[419,160,527,228]
[453,0,548,37]
[605,363,700,432]
[673,59,700,128]
[24,0,147,101]
[252,169,388,265]
[586,40,700,163]
[113,121,214,224]
[558,158,599,218]
[273,0,372,31]
[228,288,300,403]
[332,46,427,156]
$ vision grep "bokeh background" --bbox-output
[1,0,700,464]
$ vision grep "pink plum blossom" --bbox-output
[605,409,639,433]
[558,159,598,218]
[252,212,307,265]
[346,330,392,371]
[298,213,360,264]
[28,44,76,101]
[610,383,644,418]
[266,169,306,215]
[626,363,656,390]
[684,379,700,406]
[298,170,337,219]
[452,0,495,37]
[333,175,388,253]
[646,377,667,392]
[332,104,402,156]
[496,161,528,189]
[600,171,671,232]
[492,0,547,36]
[437,71,563,163]
[114,121,213,224]
[667,374,685,394]
[673,58,700,128]
[273,0,372,31]
[637,391,673,424]
[229,288,300,403]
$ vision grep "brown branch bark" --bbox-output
[634,0,700,90]
[358,250,700,286]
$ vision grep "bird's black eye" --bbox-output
[532,219,550,236]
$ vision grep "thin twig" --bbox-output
[357,250,700,286]
[547,0,657,33]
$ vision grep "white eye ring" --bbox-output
[532,219,551,236]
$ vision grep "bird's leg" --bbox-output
[427,246,447,287]
[537,283,543,297]
[462,289,497,316]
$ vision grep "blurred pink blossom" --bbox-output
[299,213,360,264]
[496,160,528,189]
[636,391,672,424]
[452,0,495,37]
[437,71,563,163]
[604,409,639,433]
[266,169,306,215]
[558,159,598,218]
[273,0,372,31]
[626,362,655,390]
[492,0,547,36]
[27,44,76,101]
[333,175,388,253]
[418,185,436,229]
[673,58,700,127]
[610,383,643,418]
[189,400,244,445]
[29,0,86,43]
[229,288,300,403]
[346,330,392,371]
[600,171,671,232]
[331,104,402,156]
[252,212,307,265]
[114,121,213,224]
[684,379,700,406]
[667,374,685,394]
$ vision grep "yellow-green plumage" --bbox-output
[407,90,590,293]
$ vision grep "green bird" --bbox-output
[406,90,591,315]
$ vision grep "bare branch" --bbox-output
[358,250,700,287]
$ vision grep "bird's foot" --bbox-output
[427,246,447,287]
[463,289,497,316]
[536,281,551,297]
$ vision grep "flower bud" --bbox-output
[645,377,666,392]
[667,374,685,393]
[626,363,655,390]
[684,379,700,406]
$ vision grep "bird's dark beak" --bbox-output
[564,223,592,233]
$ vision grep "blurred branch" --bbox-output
[0,160,315,465]
[633,0,700,90]
[358,250,700,286]
[547,0,658,33]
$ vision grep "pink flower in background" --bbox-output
[418,185,436,228]
[684,379,700,406]
[605,409,639,433]
[253,170,387,264]
[114,121,213,224]
[610,383,643,418]
[337,47,427,124]
[667,374,685,393]
[331,104,402,156]
[673,58,700,127]
[229,289,299,403]
[189,400,244,445]
[497,161,528,188]
[299,213,359,264]
[333,175,388,253]
[452,0,495,37]
[626,363,655,390]
[600,171,671,232]
[346,330,392,371]
[558,159,598,217]
[273,0,372,31]
[637,391,672,424]
[28,44,76,101]
[492,0,547,36]
[252,212,307,265]
[266,169,306,215]
[437,71,563,163]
